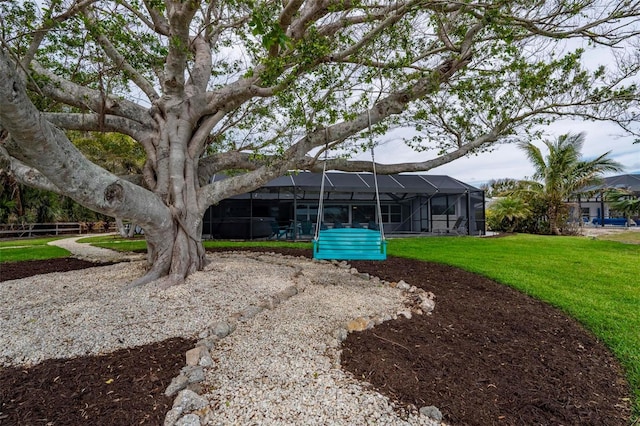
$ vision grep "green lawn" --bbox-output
[3,233,639,418]
[0,237,70,262]
[77,235,148,252]
[77,236,308,252]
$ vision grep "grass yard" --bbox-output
[77,235,148,252]
[0,237,70,262]
[77,235,308,252]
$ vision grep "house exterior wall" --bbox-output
[202,174,486,239]
[577,200,639,226]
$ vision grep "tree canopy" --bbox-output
[1,0,639,284]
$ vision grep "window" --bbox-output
[431,196,456,215]
[381,205,401,223]
[351,205,376,224]
[296,204,318,222]
[580,207,590,220]
[324,205,349,224]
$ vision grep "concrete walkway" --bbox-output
[48,235,144,262]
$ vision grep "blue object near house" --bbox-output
[312,228,387,260]
[591,217,636,226]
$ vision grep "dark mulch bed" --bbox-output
[346,257,632,425]
[0,250,632,425]
[0,258,115,281]
[0,338,194,425]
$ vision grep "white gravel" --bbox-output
[0,249,442,425]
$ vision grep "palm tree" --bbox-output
[606,188,640,218]
[489,196,532,232]
[519,132,623,235]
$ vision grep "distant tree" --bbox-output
[487,196,532,232]
[481,178,524,198]
[518,132,623,235]
[606,188,640,218]
[72,132,146,235]
[0,134,129,224]
[72,132,145,177]
[0,169,20,222]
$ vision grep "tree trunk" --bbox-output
[129,220,207,288]
[549,212,560,235]
[545,194,563,235]
[127,111,209,287]
[115,218,129,238]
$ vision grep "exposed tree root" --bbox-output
[125,267,168,289]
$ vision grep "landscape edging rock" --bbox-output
[163,252,437,426]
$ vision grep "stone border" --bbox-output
[162,253,438,426]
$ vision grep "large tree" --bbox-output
[0,0,639,286]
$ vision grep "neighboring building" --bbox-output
[203,171,485,239]
[577,173,640,226]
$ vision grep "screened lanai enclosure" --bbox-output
[203,172,485,240]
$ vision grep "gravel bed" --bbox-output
[200,254,439,425]
[1,254,297,366]
[0,251,440,425]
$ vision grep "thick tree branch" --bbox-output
[163,0,198,96]
[84,9,160,102]
[197,151,260,178]
[0,146,61,193]
[43,112,152,141]
[186,35,213,96]
[198,164,292,211]
[188,111,226,159]
[312,129,501,174]
[280,0,306,33]
[143,0,171,35]
[30,60,152,127]
[0,49,170,230]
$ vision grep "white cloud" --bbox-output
[354,120,639,187]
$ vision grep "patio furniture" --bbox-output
[300,220,313,236]
[270,221,289,240]
[449,217,468,235]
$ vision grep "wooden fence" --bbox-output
[0,222,114,239]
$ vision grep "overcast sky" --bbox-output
[350,35,640,188]
[356,119,640,187]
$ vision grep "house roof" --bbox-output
[211,171,482,195]
[582,173,640,195]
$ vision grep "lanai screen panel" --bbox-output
[418,175,472,194]
[394,175,439,194]
[210,171,481,197]
[324,173,373,192]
